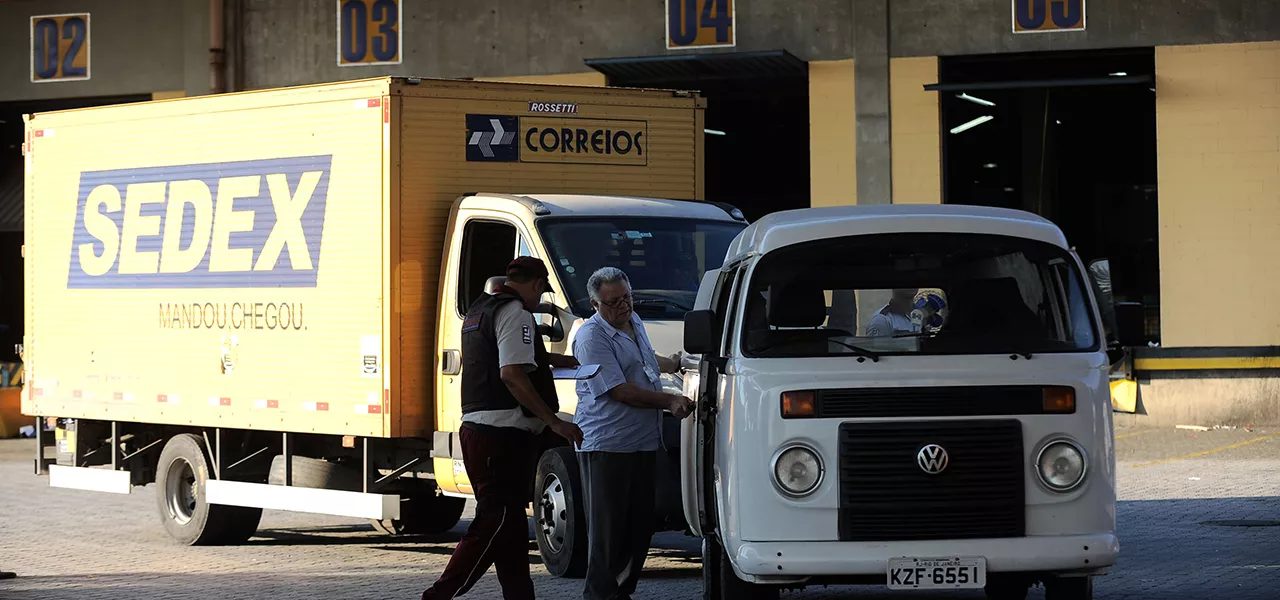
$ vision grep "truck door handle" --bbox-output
[441,349,461,375]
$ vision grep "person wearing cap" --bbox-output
[420,256,583,600]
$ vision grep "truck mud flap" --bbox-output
[205,480,401,521]
[48,464,132,495]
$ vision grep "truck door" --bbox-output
[680,263,743,536]
[435,212,529,494]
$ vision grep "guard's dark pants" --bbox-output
[579,450,657,600]
[422,422,537,600]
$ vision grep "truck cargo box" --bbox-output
[22,76,704,439]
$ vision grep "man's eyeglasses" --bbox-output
[598,293,633,309]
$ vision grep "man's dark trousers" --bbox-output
[579,450,657,600]
[422,422,537,600]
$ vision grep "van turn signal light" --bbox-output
[782,391,816,418]
[1042,387,1076,414]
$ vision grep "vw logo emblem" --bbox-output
[917,444,949,474]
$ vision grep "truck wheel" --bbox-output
[267,455,361,490]
[717,541,779,600]
[155,434,263,546]
[534,447,588,578]
[371,492,467,535]
[1044,575,1093,600]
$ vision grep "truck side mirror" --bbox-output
[684,309,718,355]
[533,302,565,343]
[1113,302,1145,347]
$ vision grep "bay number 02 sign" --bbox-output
[666,0,735,50]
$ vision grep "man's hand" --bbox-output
[666,394,694,419]
[549,418,584,448]
[546,353,580,369]
[657,351,684,374]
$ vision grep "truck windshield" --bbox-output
[741,232,1100,357]
[538,217,745,320]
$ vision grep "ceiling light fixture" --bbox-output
[950,115,994,134]
[704,128,726,136]
[957,93,996,107]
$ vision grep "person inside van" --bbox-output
[866,288,920,337]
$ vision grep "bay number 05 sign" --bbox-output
[667,0,735,50]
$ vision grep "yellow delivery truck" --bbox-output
[20,76,747,576]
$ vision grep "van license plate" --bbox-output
[887,557,986,590]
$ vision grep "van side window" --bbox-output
[457,219,518,315]
[714,265,741,355]
[517,233,533,259]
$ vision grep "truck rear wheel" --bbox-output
[155,434,262,545]
[371,491,467,535]
[534,447,588,578]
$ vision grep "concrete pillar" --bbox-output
[853,0,891,205]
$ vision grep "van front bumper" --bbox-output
[731,533,1118,580]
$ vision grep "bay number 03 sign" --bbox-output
[667,0,735,50]
[337,0,402,66]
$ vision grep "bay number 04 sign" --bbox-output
[667,0,735,50]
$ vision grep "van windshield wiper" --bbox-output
[751,336,880,362]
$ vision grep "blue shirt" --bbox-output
[573,312,664,453]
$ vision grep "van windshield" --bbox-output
[740,232,1100,357]
[538,217,745,320]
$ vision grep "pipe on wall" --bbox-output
[210,0,226,94]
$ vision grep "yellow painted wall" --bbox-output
[474,72,606,87]
[890,56,941,204]
[1156,41,1280,347]
[809,59,856,207]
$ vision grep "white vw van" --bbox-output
[680,204,1120,600]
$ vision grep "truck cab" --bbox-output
[681,204,1118,600]
[432,192,747,576]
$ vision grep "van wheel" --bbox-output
[371,492,467,535]
[1044,575,1093,600]
[701,537,722,600]
[985,575,1031,600]
[534,447,588,578]
[155,434,262,545]
[717,540,778,600]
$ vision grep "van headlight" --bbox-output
[771,444,823,497]
[1036,439,1087,492]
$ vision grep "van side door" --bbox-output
[680,263,742,536]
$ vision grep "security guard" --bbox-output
[421,256,583,600]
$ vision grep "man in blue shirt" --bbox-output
[573,267,693,600]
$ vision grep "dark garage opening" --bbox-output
[587,50,811,223]
[935,49,1161,344]
[0,94,151,363]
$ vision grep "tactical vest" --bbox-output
[460,287,560,417]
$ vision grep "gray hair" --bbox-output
[587,267,631,302]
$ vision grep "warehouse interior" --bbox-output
[936,48,1161,343]
[0,94,151,362]
[587,51,812,223]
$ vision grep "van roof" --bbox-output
[461,193,744,222]
[723,204,1069,262]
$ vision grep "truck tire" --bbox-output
[267,455,361,490]
[371,492,467,535]
[534,447,588,578]
[155,434,263,546]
